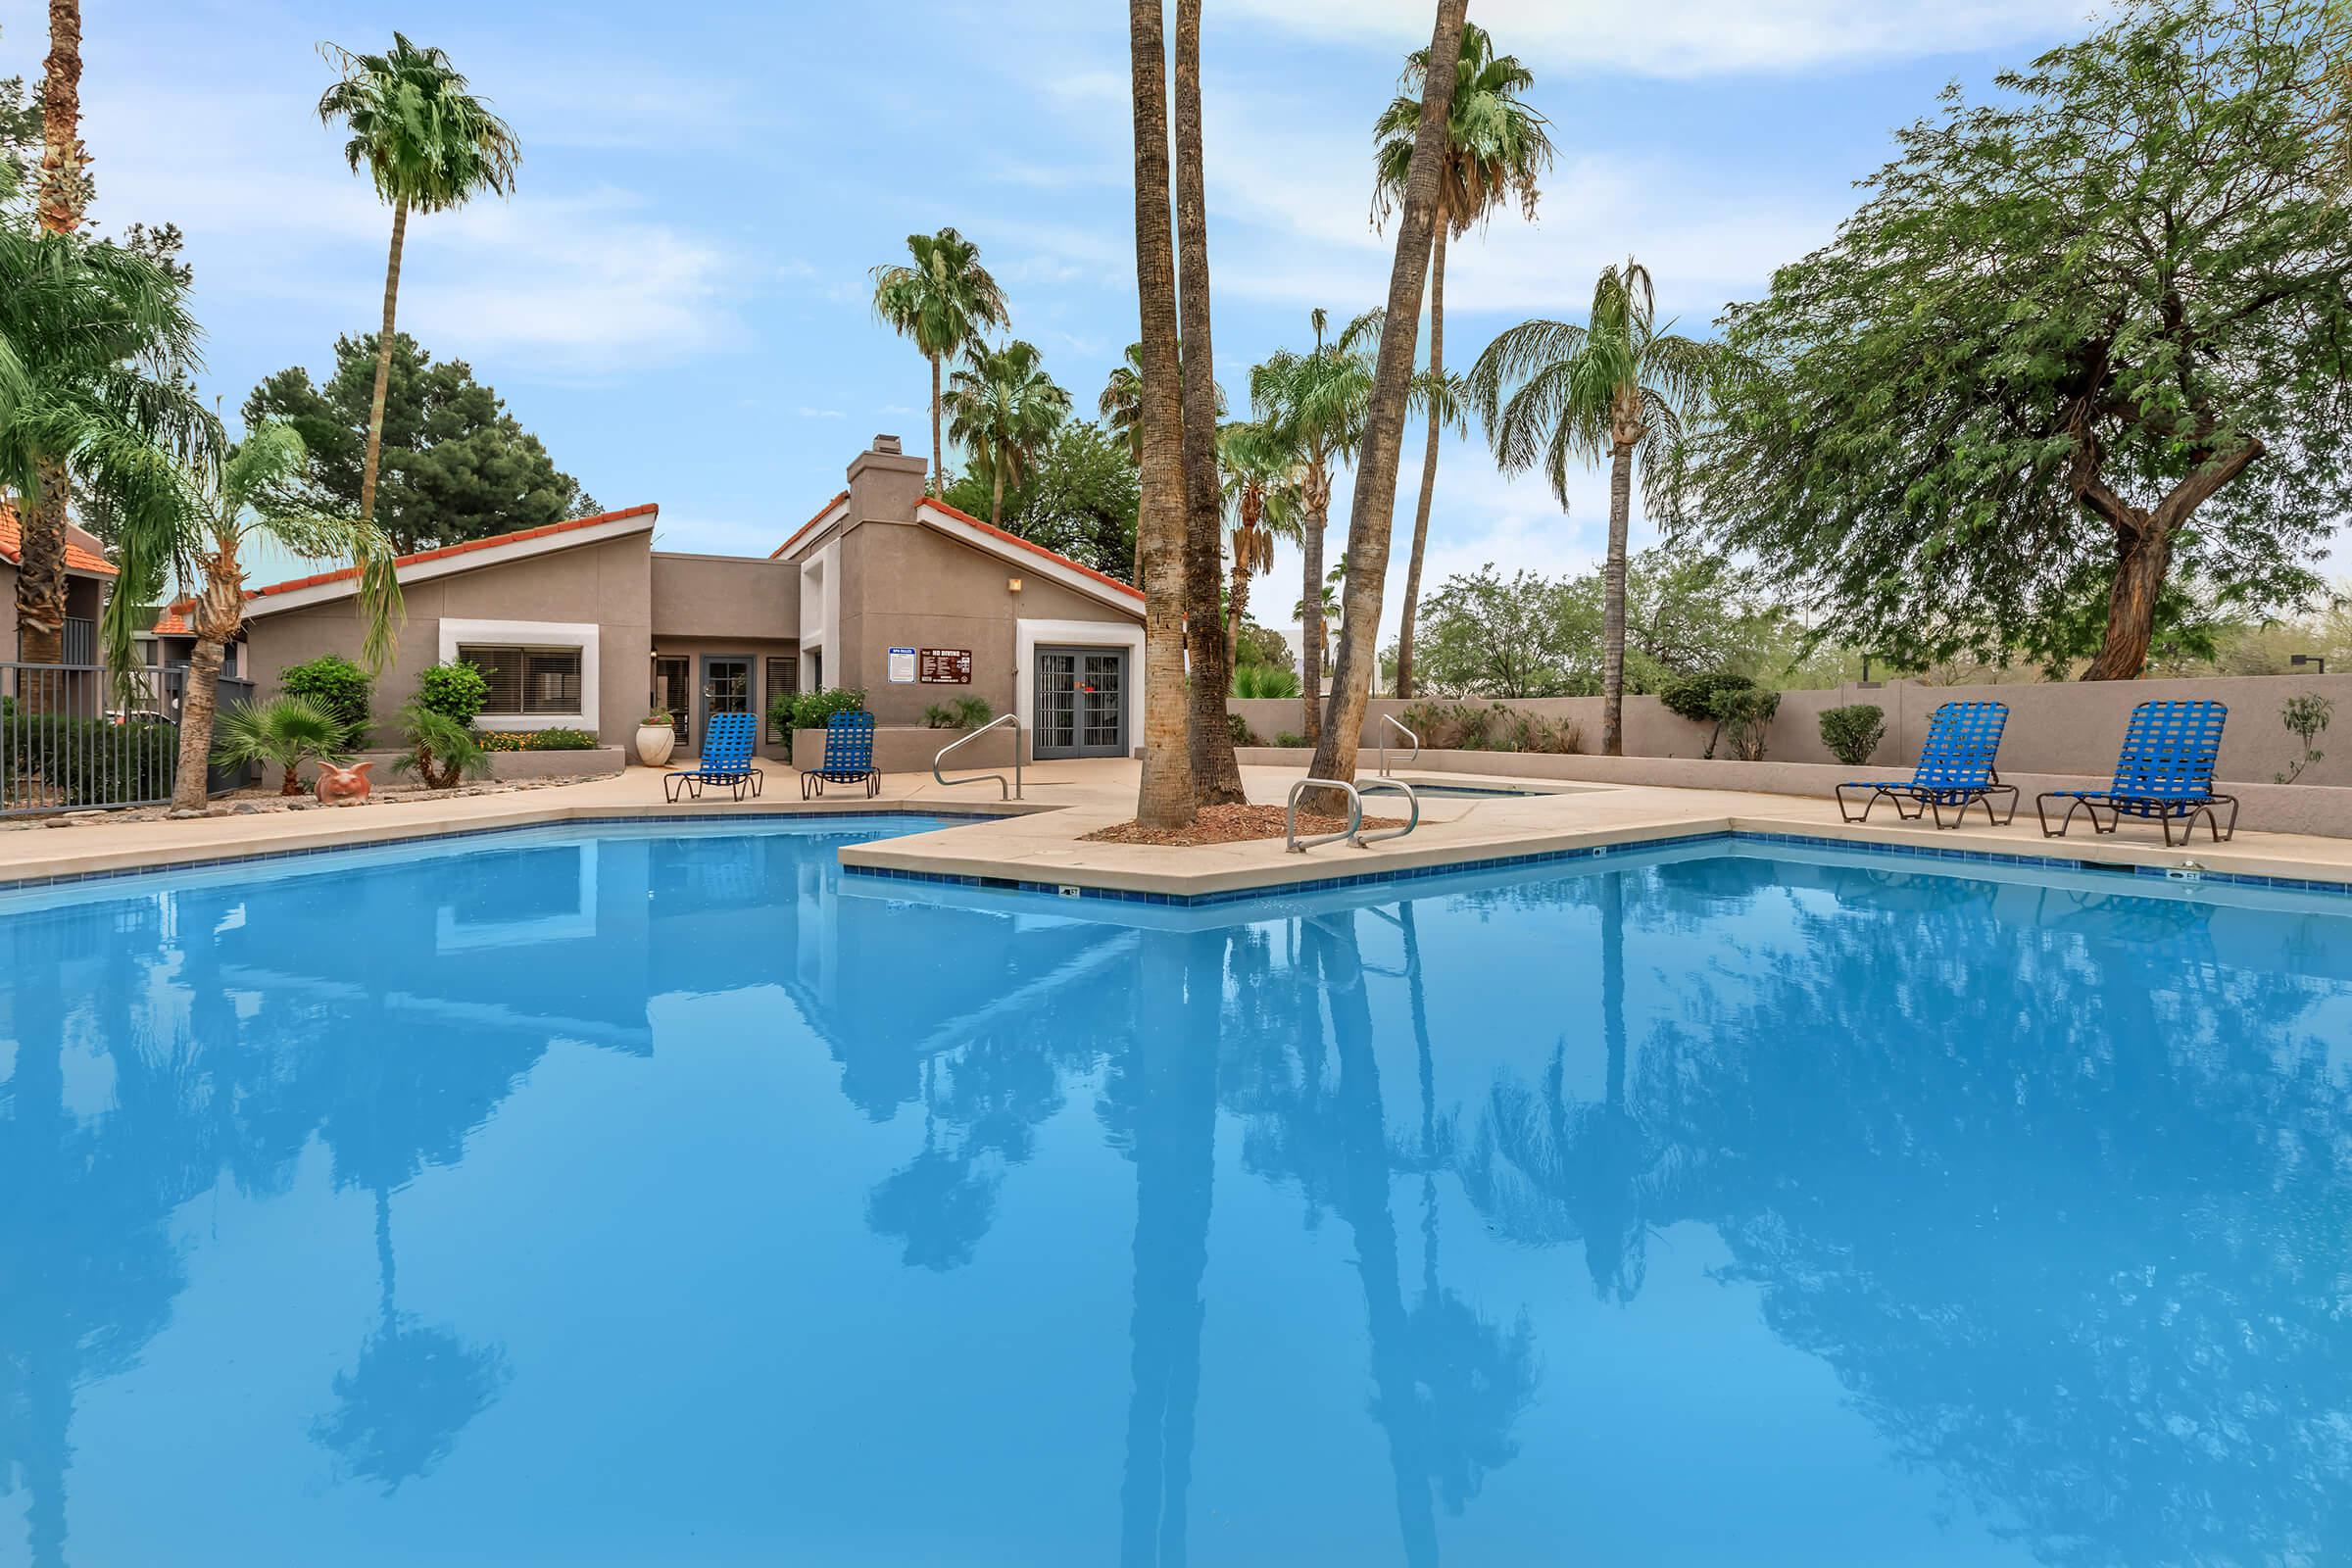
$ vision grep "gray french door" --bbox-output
[699,655,753,749]
[1034,647,1128,760]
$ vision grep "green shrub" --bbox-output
[1818,704,1887,767]
[279,654,372,738]
[778,686,867,732]
[476,730,532,753]
[14,715,180,807]
[1661,671,1771,759]
[1231,662,1301,700]
[1709,685,1782,761]
[1227,711,1256,748]
[529,726,599,751]
[1395,701,1581,754]
[922,697,994,729]
[416,661,491,725]
[391,701,491,790]
[1271,730,1307,748]
[2278,693,2334,784]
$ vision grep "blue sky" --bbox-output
[10,0,2132,633]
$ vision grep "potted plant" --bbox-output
[637,707,678,767]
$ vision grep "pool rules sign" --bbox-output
[918,649,972,684]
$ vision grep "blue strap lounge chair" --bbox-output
[664,711,764,803]
[801,710,880,800]
[2037,700,2236,847]
[1836,701,2018,829]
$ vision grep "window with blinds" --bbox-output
[457,645,585,715]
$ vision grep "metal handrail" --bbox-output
[933,712,1023,800]
[1353,779,1420,847]
[1285,777,1362,853]
[1378,713,1419,777]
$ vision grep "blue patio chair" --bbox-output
[2037,700,2235,847]
[664,711,763,803]
[1836,701,2018,829]
[801,710,880,799]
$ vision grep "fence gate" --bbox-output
[1,662,255,816]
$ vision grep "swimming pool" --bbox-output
[4,816,2348,1565]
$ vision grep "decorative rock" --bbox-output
[167,808,204,820]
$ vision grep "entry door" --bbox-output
[1034,647,1128,760]
[699,655,753,750]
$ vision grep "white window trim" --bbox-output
[440,617,599,732]
[1014,617,1146,758]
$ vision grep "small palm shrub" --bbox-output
[280,654,373,738]
[416,661,492,725]
[1231,662,1301,700]
[391,701,491,790]
[213,696,352,795]
[922,697,994,729]
[1818,704,1887,767]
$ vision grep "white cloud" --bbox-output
[1221,0,2102,76]
[798,407,845,419]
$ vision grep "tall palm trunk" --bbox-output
[16,0,87,677]
[1395,221,1447,701]
[1225,528,1253,674]
[1600,438,1633,756]
[1128,0,1196,828]
[359,197,410,528]
[168,636,227,812]
[1308,0,1465,802]
[1298,468,1329,744]
[990,458,1006,528]
[1173,0,1243,805]
[929,353,945,495]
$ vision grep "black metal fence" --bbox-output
[0,662,256,816]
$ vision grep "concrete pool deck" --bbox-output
[4,756,2352,900]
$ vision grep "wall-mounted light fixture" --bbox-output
[2292,653,2328,675]
[1007,576,1023,594]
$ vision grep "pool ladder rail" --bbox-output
[933,713,1023,800]
[1285,776,1421,853]
[1377,713,1419,777]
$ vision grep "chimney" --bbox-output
[846,432,928,525]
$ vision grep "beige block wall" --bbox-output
[245,536,654,745]
[838,520,1134,729]
[1235,672,2352,788]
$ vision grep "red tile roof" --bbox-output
[152,601,192,635]
[769,491,850,560]
[918,498,1144,601]
[0,502,119,577]
[244,504,659,603]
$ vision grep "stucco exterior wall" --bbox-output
[838,520,1136,730]
[651,553,799,640]
[245,535,653,745]
[651,634,801,759]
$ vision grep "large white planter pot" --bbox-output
[635,725,678,767]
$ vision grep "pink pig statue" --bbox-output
[316,760,373,806]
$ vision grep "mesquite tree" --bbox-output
[1682,0,2352,680]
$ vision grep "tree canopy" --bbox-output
[242,332,597,553]
[1680,0,2352,680]
[943,419,1138,582]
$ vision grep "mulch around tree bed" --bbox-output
[1081,802,1404,848]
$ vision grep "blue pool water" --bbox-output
[4,819,2351,1566]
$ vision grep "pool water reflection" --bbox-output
[2,821,2349,1565]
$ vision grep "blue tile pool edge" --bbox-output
[3,809,2341,906]
[0,808,1007,896]
[844,824,2352,908]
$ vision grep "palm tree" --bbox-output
[1468,259,1713,756]
[1126,0,1196,829]
[1100,342,1147,464]
[11,0,94,665]
[318,35,518,533]
[1218,420,1301,668]
[942,340,1070,531]
[1373,22,1552,701]
[1249,311,1373,744]
[870,228,1009,496]
[1,182,220,676]
[142,422,404,811]
[212,695,352,796]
